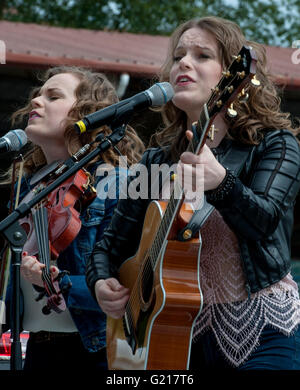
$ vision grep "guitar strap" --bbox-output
[177,143,253,241]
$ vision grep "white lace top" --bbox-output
[193,209,300,367]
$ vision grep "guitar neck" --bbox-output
[148,190,183,268]
[148,104,213,269]
[145,43,258,272]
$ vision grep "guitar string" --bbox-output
[126,188,182,329]
[126,81,240,333]
[125,104,208,330]
[124,65,245,335]
[125,192,177,331]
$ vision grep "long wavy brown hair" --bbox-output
[150,16,299,161]
[11,66,145,176]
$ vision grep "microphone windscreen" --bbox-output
[4,129,27,151]
[147,82,174,106]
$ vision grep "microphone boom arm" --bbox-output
[0,120,128,370]
[0,119,129,236]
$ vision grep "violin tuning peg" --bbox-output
[227,103,237,118]
[251,75,261,86]
[42,305,52,315]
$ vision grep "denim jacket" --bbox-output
[6,162,127,352]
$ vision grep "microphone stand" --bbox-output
[0,119,128,370]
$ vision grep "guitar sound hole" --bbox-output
[141,259,154,306]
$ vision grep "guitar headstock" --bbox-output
[193,45,258,152]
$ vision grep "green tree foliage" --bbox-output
[1,0,299,47]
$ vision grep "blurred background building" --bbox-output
[0,20,299,284]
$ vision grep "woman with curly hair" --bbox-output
[86,16,300,370]
[4,66,144,370]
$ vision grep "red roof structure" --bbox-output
[0,20,299,89]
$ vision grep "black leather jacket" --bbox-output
[86,129,300,295]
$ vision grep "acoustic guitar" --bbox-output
[107,45,258,370]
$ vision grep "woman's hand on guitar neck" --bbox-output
[178,130,226,192]
[95,278,130,319]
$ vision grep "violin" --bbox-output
[18,166,96,315]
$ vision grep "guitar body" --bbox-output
[106,45,257,370]
[107,200,203,370]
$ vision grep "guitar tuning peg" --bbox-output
[227,103,237,118]
[208,125,219,141]
[211,86,220,93]
[251,75,261,86]
[222,70,231,78]
[232,54,242,62]
[237,71,246,79]
[238,88,249,103]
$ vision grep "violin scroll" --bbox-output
[35,270,72,315]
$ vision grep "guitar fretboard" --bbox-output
[147,188,182,269]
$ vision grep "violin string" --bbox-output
[42,207,50,270]
[41,206,54,293]
[33,205,54,294]
[33,207,45,273]
[35,207,47,268]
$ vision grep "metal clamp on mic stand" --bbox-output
[0,103,133,370]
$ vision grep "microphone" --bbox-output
[0,129,27,153]
[74,82,174,134]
